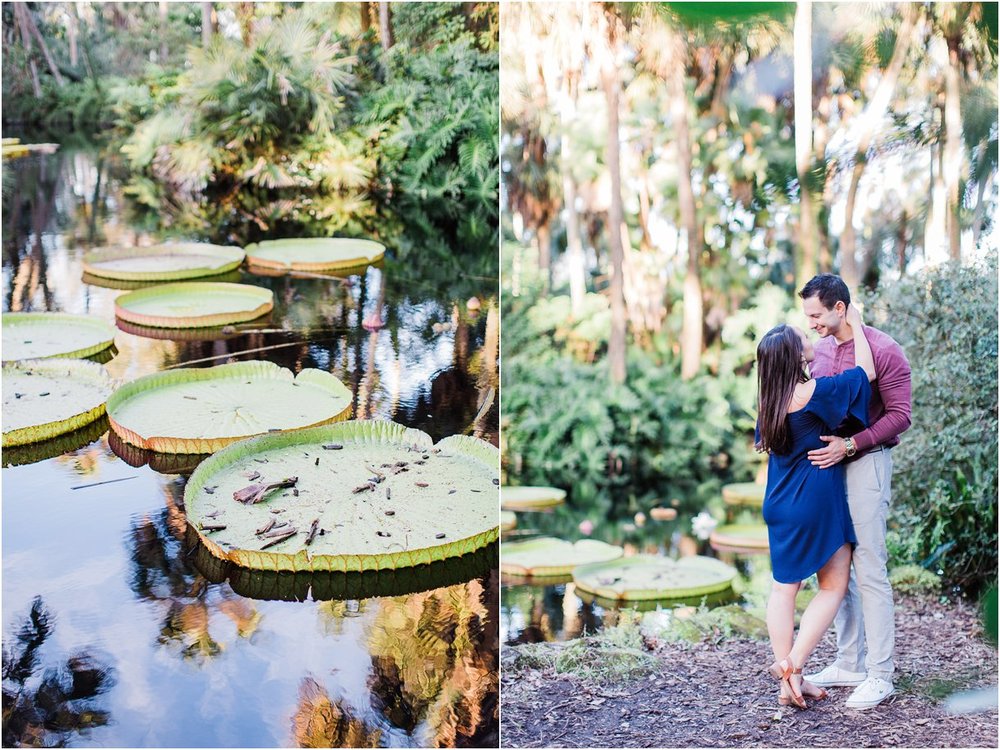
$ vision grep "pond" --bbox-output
[501,503,778,645]
[2,142,499,748]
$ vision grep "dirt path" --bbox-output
[500,596,998,748]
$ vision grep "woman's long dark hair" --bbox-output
[755,325,810,455]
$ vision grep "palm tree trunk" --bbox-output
[664,32,703,380]
[67,8,78,67]
[943,36,963,260]
[896,210,908,275]
[839,6,918,287]
[379,2,393,49]
[602,50,627,386]
[925,107,949,265]
[536,222,552,292]
[794,0,817,288]
[561,71,587,315]
[159,1,169,63]
[971,167,991,247]
[202,2,216,47]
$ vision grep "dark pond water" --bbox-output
[500,504,776,645]
[2,143,499,748]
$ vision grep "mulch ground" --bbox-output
[500,596,998,748]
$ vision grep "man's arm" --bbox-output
[808,339,911,468]
[851,342,911,451]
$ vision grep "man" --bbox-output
[799,273,912,710]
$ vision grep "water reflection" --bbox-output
[2,597,116,747]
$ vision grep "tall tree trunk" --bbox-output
[943,35,964,260]
[971,167,991,247]
[839,6,917,287]
[159,1,169,63]
[561,71,587,316]
[67,7,78,67]
[896,210,908,275]
[794,0,817,288]
[14,4,43,97]
[238,2,254,46]
[602,50,627,385]
[378,2,393,49]
[924,105,949,265]
[202,2,216,47]
[361,2,372,33]
[536,222,552,292]
[667,32,703,380]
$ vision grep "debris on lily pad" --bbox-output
[3,359,114,447]
[184,420,499,573]
[106,360,352,454]
[722,482,765,508]
[82,243,245,282]
[244,238,385,272]
[573,554,738,602]
[710,523,770,553]
[3,312,116,362]
[500,485,566,511]
[501,537,624,578]
[114,281,273,328]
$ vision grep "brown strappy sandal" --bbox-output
[768,659,807,709]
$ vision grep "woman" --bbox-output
[755,304,874,709]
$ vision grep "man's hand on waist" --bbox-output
[808,436,847,468]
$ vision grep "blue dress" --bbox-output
[759,366,871,583]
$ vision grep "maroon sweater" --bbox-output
[811,325,912,454]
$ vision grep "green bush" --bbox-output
[865,254,998,591]
[888,564,942,597]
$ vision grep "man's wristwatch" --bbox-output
[844,437,857,457]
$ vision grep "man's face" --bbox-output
[802,295,843,338]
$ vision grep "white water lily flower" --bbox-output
[691,511,719,540]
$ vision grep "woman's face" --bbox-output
[794,326,815,363]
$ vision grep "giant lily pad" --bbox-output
[573,555,738,602]
[190,526,497,601]
[3,359,114,447]
[501,537,623,578]
[114,281,273,328]
[106,360,353,454]
[82,244,245,282]
[244,238,385,272]
[710,523,769,553]
[2,415,109,468]
[500,486,566,511]
[183,420,499,573]
[114,314,269,342]
[722,482,765,508]
[3,313,116,362]
[83,268,243,291]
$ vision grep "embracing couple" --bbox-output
[755,274,912,711]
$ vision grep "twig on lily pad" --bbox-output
[233,476,298,504]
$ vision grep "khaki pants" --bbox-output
[832,448,896,680]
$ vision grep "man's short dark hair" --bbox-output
[799,273,850,310]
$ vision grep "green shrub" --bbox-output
[864,254,998,590]
[888,564,942,596]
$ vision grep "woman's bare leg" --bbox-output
[767,580,799,662]
[788,543,852,676]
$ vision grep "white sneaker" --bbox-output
[803,664,867,687]
[845,676,895,709]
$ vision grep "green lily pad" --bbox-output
[501,510,517,532]
[3,313,116,362]
[500,486,566,511]
[189,525,497,601]
[3,359,114,447]
[722,482,765,507]
[114,314,269,342]
[501,537,624,578]
[83,268,243,291]
[578,587,739,612]
[107,429,210,475]
[244,238,385,272]
[573,555,738,602]
[2,414,109,468]
[82,243,245,282]
[114,281,273,328]
[710,523,769,552]
[106,360,353,454]
[183,420,499,573]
